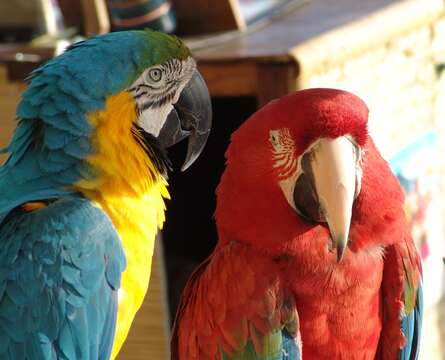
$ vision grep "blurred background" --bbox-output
[0,0,444,358]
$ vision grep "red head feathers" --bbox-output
[215,88,406,261]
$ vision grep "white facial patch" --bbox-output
[129,57,196,137]
[270,128,299,210]
[138,103,174,137]
[269,130,363,212]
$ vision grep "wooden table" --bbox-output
[1,0,440,106]
[190,0,441,106]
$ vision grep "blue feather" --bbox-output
[98,290,118,360]
[57,77,91,103]
[105,257,124,290]
[52,167,82,185]
[63,137,92,159]
[28,86,56,106]
[58,320,77,359]
[0,121,35,167]
[43,126,78,150]
[36,334,56,359]
[15,100,39,118]
[40,113,85,136]
[40,102,61,117]
[50,93,81,115]
[38,149,76,174]
[282,329,300,359]
[8,341,25,359]
[0,197,126,358]
[0,327,10,353]
[400,281,423,360]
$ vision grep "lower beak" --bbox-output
[158,70,212,171]
[310,137,357,261]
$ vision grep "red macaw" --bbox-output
[172,88,423,360]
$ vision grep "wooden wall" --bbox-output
[171,0,245,35]
[0,66,23,164]
[118,243,171,360]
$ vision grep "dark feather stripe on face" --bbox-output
[131,124,171,176]
[129,58,189,115]
[133,91,150,101]
[137,91,176,113]
[133,84,157,91]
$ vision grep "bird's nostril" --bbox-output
[178,111,196,132]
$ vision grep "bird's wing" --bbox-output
[172,241,301,360]
[380,237,422,360]
[0,197,126,359]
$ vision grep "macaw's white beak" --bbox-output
[310,137,358,262]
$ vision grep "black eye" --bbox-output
[270,132,278,145]
[149,68,162,82]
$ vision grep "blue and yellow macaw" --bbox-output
[0,30,211,359]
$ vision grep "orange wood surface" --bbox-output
[0,67,22,164]
[172,0,245,35]
[118,242,170,360]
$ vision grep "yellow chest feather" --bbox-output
[74,92,169,358]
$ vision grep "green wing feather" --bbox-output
[173,242,301,360]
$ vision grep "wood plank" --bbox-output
[198,61,257,97]
[256,61,298,106]
[118,241,170,359]
[228,0,246,31]
[59,0,85,33]
[172,0,245,36]
[0,76,23,164]
[290,0,444,76]
[80,0,110,35]
[191,0,433,62]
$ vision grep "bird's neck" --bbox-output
[73,90,169,232]
[79,173,168,359]
[72,91,169,357]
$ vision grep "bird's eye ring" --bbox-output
[269,130,280,146]
[148,68,162,82]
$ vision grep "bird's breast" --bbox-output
[290,245,384,359]
[84,180,168,359]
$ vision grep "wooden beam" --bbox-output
[172,0,245,36]
[256,61,298,107]
[59,0,85,34]
[198,61,257,97]
[0,69,24,164]
[80,0,110,35]
[117,242,170,360]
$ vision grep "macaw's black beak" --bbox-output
[158,70,212,171]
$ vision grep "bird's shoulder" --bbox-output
[380,236,422,359]
[173,241,301,360]
[0,196,126,359]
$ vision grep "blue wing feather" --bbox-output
[98,290,118,360]
[0,197,126,359]
[282,329,301,360]
[399,281,423,360]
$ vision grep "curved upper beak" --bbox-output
[157,70,212,171]
[310,137,358,262]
